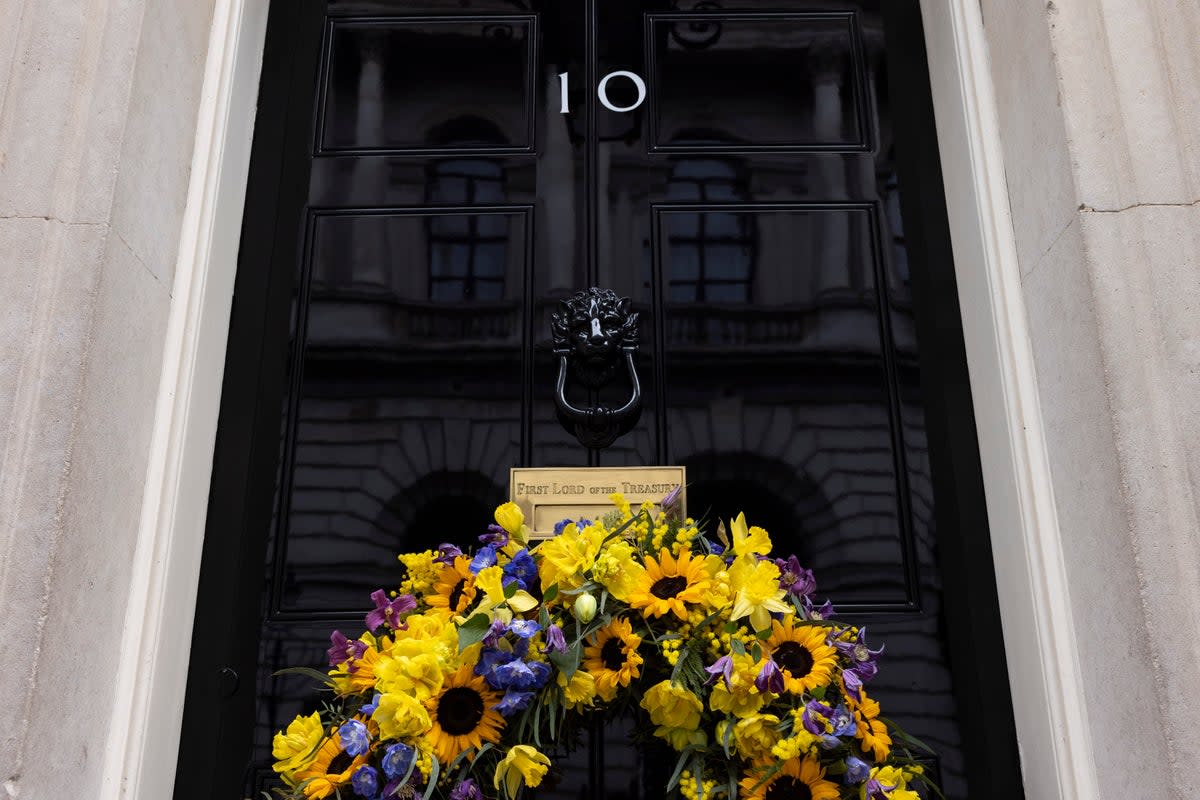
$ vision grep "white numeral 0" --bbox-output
[558,70,647,114]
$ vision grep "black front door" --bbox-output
[177,2,1023,798]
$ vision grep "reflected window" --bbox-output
[665,159,755,303]
[427,159,507,301]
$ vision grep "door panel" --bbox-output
[177,2,1022,798]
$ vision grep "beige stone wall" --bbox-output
[0,0,215,795]
[981,0,1200,796]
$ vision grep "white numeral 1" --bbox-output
[557,70,647,114]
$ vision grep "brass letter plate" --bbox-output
[509,466,686,539]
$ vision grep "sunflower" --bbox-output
[628,548,711,620]
[426,556,478,617]
[764,620,837,695]
[290,730,369,799]
[739,755,839,800]
[426,665,505,763]
[582,617,644,701]
[850,691,892,761]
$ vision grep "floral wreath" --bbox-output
[270,490,936,800]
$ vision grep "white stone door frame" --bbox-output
[98,1,1099,798]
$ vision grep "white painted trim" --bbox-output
[98,0,270,797]
[101,2,1098,798]
[918,2,1100,798]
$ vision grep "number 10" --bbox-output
[558,71,647,113]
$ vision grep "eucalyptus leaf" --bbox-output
[457,613,493,651]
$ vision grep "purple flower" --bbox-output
[754,658,784,694]
[338,719,370,757]
[842,668,864,703]
[360,692,382,715]
[807,598,835,620]
[706,539,726,556]
[864,774,897,800]
[508,618,542,639]
[365,590,416,631]
[433,543,463,565]
[381,742,416,780]
[480,523,509,547]
[493,689,536,716]
[450,778,484,800]
[481,619,509,648]
[661,485,684,520]
[327,630,367,668]
[704,654,735,689]
[774,555,816,597]
[844,755,870,784]
[470,545,498,574]
[802,700,835,735]
[543,624,568,654]
[834,627,884,683]
[351,765,380,798]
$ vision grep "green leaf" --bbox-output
[751,643,762,662]
[503,580,518,599]
[271,666,335,687]
[421,755,440,800]
[730,638,746,656]
[548,641,582,679]
[543,583,559,603]
[811,685,826,701]
[666,744,704,791]
[457,613,493,651]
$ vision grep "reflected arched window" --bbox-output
[425,116,509,302]
[665,158,755,303]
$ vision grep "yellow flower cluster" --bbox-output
[269,494,921,800]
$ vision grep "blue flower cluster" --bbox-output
[474,617,552,717]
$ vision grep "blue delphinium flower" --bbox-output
[351,764,380,798]
[360,692,382,715]
[338,719,370,757]
[470,544,498,574]
[508,618,542,639]
[381,742,415,780]
[844,756,870,784]
[493,689,536,716]
[502,548,538,590]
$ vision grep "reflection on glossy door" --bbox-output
[178,2,1022,799]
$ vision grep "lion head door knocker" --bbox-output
[550,288,642,450]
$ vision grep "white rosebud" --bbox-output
[572,593,598,623]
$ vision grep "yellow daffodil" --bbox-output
[729,512,772,558]
[708,652,766,717]
[374,651,444,701]
[494,744,551,798]
[476,564,538,613]
[862,766,922,800]
[592,539,645,601]
[640,680,703,730]
[535,521,604,592]
[371,691,431,740]
[494,502,530,544]
[728,554,790,632]
[558,669,598,710]
[732,713,782,760]
[657,725,708,751]
[271,711,324,778]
